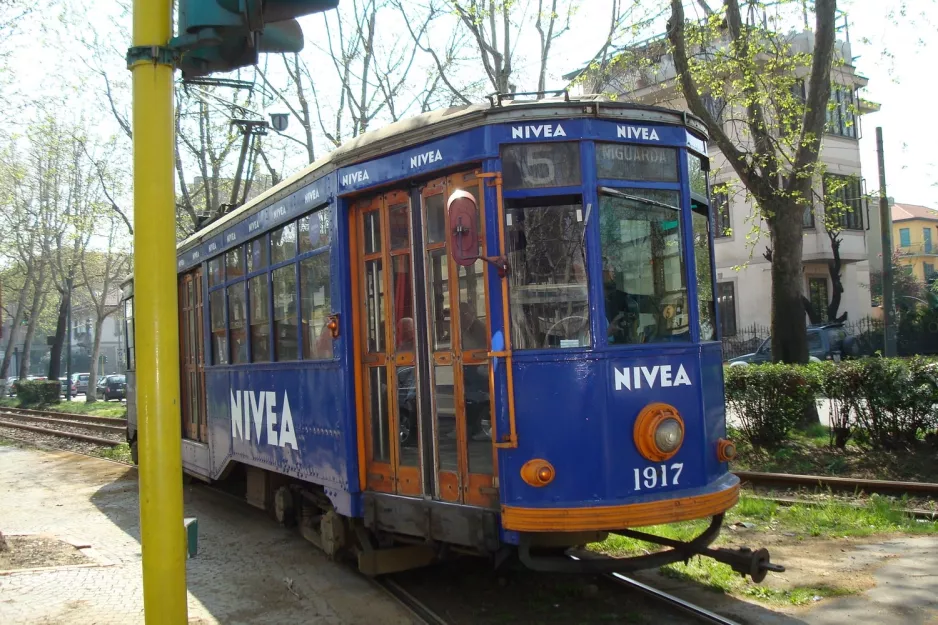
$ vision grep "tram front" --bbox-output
[459,108,778,581]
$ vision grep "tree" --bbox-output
[78,216,131,403]
[666,0,838,363]
[870,249,922,306]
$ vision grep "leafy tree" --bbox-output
[869,249,923,306]
[664,0,838,363]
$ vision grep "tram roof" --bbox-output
[177,95,708,255]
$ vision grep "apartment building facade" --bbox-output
[568,28,875,336]
[890,203,938,283]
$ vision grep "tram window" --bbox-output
[209,289,228,364]
[247,236,268,273]
[391,255,415,352]
[300,254,332,359]
[389,201,410,250]
[227,283,248,364]
[692,200,717,342]
[249,274,271,362]
[226,247,244,279]
[272,266,298,361]
[688,152,709,197]
[425,194,446,244]
[595,143,678,182]
[299,209,331,254]
[505,195,590,350]
[501,142,581,190]
[363,211,382,254]
[208,257,224,287]
[599,189,690,345]
[123,298,135,371]
[271,222,297,265]
[427,249,450,350]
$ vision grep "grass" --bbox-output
[591,493,938,605]
[0,397,126,419]
[728,424,937,482]
[93,442,133,464]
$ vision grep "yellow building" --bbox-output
[893,203,938,282]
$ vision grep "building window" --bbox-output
[823,174,863,231]
[827,84,858,138]
[249,274,270,362]
[925,263,936,280]
[713,192,730,237]
[924,228,933,254]
[808,277,829,323]
[701,93,726,125]
[899,228,911,248]
[803,203,815,228]
[716,282,736,337]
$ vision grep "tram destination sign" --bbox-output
[596,143,678,182]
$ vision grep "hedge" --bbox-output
[13,380,61,407]
[725,357,938,452]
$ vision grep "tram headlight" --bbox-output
[634,403,685,462]
[521,459,556,487]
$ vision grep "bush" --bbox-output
[725,363,819,450]
[13,380,61,407]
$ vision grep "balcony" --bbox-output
[898,242,938,256]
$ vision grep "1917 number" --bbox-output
[633,463,683,491]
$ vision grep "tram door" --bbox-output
[179,269,207,442]
[354,171,496,508]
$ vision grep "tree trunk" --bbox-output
[769,199,809,365]
[0,271,33,382]
[19,285,46,379]
[47,285,69,380]
[86,316,104,403]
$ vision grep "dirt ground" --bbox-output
[0,535,91,572]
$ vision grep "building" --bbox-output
[566,23,876,336]
[891,203,938,283]
[69,293,126,377]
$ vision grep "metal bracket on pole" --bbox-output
[126,45,178,69]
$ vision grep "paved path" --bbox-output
[0,446,416,625]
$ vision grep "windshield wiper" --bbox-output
[600,187,681,212]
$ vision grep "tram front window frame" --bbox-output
[501,137,716,351]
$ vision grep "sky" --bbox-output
[3,0,936,208]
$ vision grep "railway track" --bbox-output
[0,407,124,447]
[734,470,938,498]
[608,573,740,625]
[374,577,450,625]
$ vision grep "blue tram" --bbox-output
[121,95,779,580]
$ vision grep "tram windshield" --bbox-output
[599,188,690,344]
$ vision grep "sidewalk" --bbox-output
[0,446,416,625]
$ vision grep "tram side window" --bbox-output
[249,274,271,362]
[123,298,135,371]
[209,289,228,364]
[300,254,332,359]
[271,222,297,265]
[599,189,690,345]
[247,236,268,273]
[298,209,331,254]
[228,283,248,364]
[505,195,590,350]
[226,247,244,279]
[272,266,298,360]
[208,257,224,287]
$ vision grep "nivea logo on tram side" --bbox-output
[230,390,298,449]
[410,149,443,169]
[226,232,237,243]
[341,169,370,186]
[304,188,320,204]
[614,365,692,391]
[511,124,567,139]
[617,125,660,141]
[271,204,287,219]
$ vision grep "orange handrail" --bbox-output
[478,172,518,449]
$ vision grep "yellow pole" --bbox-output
[130,0,188,621]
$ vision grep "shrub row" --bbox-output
[725,357,938,451]
[13,380,61,407]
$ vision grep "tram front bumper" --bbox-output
[500,475,740,533]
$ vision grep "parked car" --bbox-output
[728,322,860,366]
[71,373,91,394]
[59,378,69,396]
[6,377,17,397]
[101,375,126,401]
[95,376,107,396]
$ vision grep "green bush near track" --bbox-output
[725,357,938,452]
[13,380,61,407]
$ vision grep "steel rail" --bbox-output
[607,572,741,625]
[0,407,127,427]
[734,470,938,497]
[0,412,125,434]
[373,578,450,625]
[0,419,122,446]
